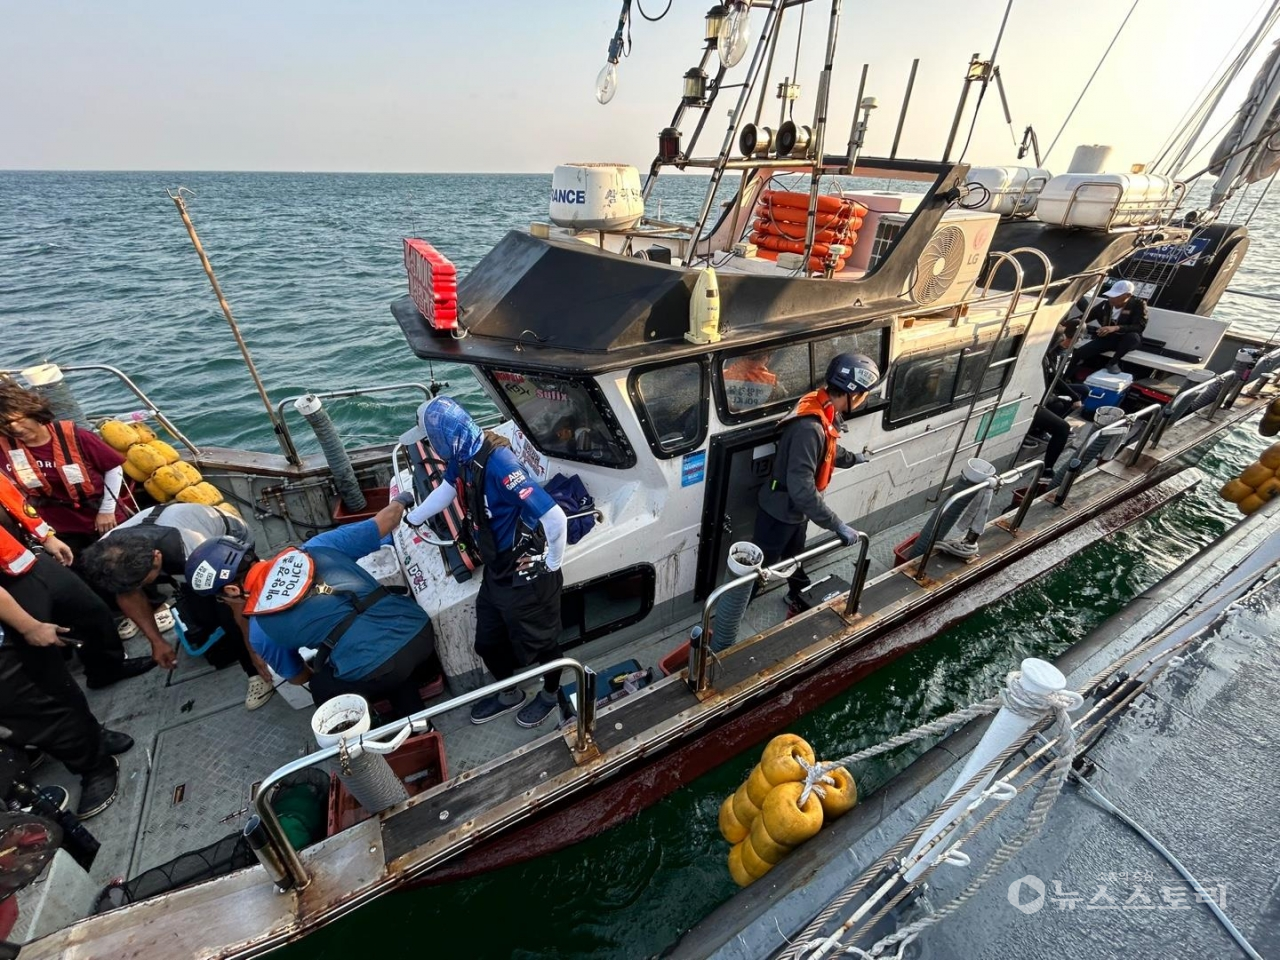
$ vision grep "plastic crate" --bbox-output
[658,641,691,677]
[892,533,920,567]
[326,730,447,835]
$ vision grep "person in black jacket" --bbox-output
[1069,280,1149,375]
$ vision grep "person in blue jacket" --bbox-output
[183,494,437,720]
[406,396,568,729]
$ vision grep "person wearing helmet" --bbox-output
[184,493,439,721]
[404,396,569,729]
[1069,279,1149,375]
[754,352,879,616]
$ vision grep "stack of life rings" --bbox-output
[99,420,241,517]
[749,190,867,274]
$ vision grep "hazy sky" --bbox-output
[1,0,1274,174]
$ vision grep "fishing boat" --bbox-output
[9,0,1280,956]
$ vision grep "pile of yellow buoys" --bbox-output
[99,420,240,517]
[1218,441,1280,515]
[718,734,857,887]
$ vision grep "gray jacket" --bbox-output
[757,414,856,531]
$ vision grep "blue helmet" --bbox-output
[825,353,881,395]
[418,396,483,467]
[185,536,253,595]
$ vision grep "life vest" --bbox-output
[241,547,391,664]
[0,472,53,577]
[458,434,545,580]
[786,389,841,492]
[0,421,98,507]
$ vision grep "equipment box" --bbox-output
[1082,370,1133,413]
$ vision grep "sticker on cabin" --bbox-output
[681,450,707,487]
[974,402,1021,443]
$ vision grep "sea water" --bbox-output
[1,170,1276,957]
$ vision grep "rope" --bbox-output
[1043,0,1141,163]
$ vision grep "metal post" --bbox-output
[801,0,844,266]
[942,54,980,162]
[843,532,871,617]
[578,667,598,753]
[167,189,298,465]
[1053,460,1083,507]
[1006,460,1046,534]
[1126,410,1160,466]
[843,63,870,169]
[889,58,919,159]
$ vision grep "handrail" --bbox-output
[915,459,1045,582]
[1054,403,1162,505]
[689,534,868,694]
[1149,371,1237,447]
[1,362,202,457]
[275,382,436,466]
[252,656,597,892]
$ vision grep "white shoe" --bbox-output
[937,539,979,559]
[245,675,275,711]
[116,617,139,640]
[153,606,175,632]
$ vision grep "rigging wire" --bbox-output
[633,0,671,21]
[1246,166,1280,223]
[956,0,1016,163]
[789,4,806,122]
[1043,0,1142,164]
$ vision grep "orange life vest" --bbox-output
[0,472,54,577]
[0,421,98,507]
[788,388,841,492]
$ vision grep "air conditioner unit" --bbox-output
[868,209,1000,309]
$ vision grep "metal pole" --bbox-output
[844,63,869,169]
[843,532,871,617]
[166,189,298,465]
[1006,460,1046,533]
[802,0,844,267]
[889,59,919,159]
[942,54,979,163]
[1126,410,1160,466]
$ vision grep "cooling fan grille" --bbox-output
[911,224,966,304]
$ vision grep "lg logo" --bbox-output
[1007,875,1046,914]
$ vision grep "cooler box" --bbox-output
[1082,370,1133,413]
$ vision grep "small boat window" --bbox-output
[631,361,708,457]
[721,343,810,414]
[812,330,890,416]
[487,369,634,468]
[886,335,1023,427]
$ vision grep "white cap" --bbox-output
[1106,279,1135,298]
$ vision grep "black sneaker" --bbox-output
[785,592,813,618]
[515,691,558,729]
[86,656,158,690]
[469,690,526,724]
[77,757,119,819]
[101,728,134,756]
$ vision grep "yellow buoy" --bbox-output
[133,423,157,444]
[1240,463,1274,488]
[727,842,754,888]
[216,501,243,520]
[719,795,749,844]
[148,440,181,466]
[150,464,193,497]
[1239,493,1266,515]
[1220,479,1254,503]
[760,734,816,786]
[123,460,151,484]
[761,781,825,846]
[748,816,792,864]
[739,834,774,879]
[746,764,774,809]
[173,461,202,486]
[817,767,858,820]
[127,443,169,476]
[99,420,139,453]
[732,783,761,830]
[143,476,173,503]
[1260,444,1280,472]
[1257,477,1280,502]
[176,481,222,505]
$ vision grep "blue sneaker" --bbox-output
[469,689,525,724]
[515,691,559,729]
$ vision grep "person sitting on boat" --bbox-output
[405,396,569,729]
[723,350,782,410]
[80,502,275,711]
[182,495,439,721]
[0,383,129,554]
[754,353,878,616]
[1068,280,1149,375]
[1027,319,1086,472]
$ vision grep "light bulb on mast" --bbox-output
[719,0,751,68]
[595,0,632,105]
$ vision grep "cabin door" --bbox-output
[694,421,781,599]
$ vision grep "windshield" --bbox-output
[489,369,633,468]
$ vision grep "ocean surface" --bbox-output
[1,170,1277,958]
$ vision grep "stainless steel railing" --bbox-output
[274,383,438,466]
[914,459,1046,582]
[252,656,598,892]
[688,532,870,695]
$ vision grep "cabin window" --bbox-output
[488,369,634,468]
[813,330,890,416]
[885,335,1023,427]
[631,361,708,457]
[558,564,655,648]
[720,343,810,414]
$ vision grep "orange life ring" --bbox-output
[762,190,867,217]
[753,219,850,244]
[758,206,850,229]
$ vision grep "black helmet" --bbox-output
[825,353,881,395]
[185,536,253,595]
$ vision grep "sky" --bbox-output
[1,0,1276,174]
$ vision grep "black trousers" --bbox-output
[1031,407,1072,470]
[1071,331,1142,369]
[751,510,811,599]
[0,553,124,685]
[474,570,564,693]
[309,623,437,722]
[0,641,104,775]
[175,587,255,677]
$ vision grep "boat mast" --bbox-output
[800,0,844,266]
